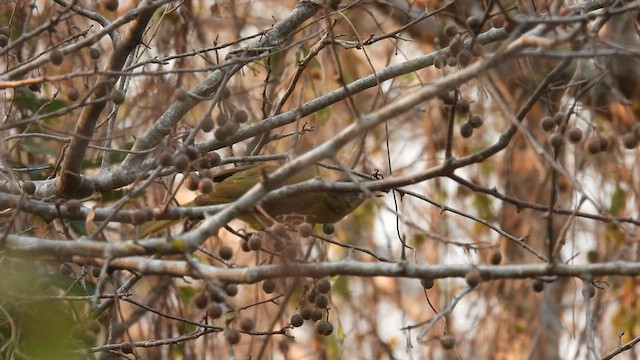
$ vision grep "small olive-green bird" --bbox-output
[140,164,369,236]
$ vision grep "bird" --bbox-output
[140,164,371,236]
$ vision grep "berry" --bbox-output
[262,279,276,294]
[532,279,544,292]
[311,309,323,322]
[290,313,304,327]
[248,234,262,251]
[567,127,583,143]
[194,293,208,309]
[67,86,80,101]
[50,49,64,65]
[315,320,333,336]
[22,181,36,195]
[444,23,459,37]
[449,39,463,54]
[553,112,565,125]
[465,270,481,288]
[173,153,190,172]
[111,90,125,104]
[158,151,173,167]
[316,279,331,294]
[225,283,238,297]
[233,109,249,123]
[298,222,313,238]
[207,302,223,319]
[185,174,200,191]
[224,329,240,345]
[460,122,474,138]
[541,117,555,132]
[582,284,596,299]
[315,294,329,309]
[469,114,483,128]
[434,54,447,69]
[89,48,101,60]
[489,250,502,265]
[420,278,434,289]
[120,342,134,354]
[131,209,148,225]
[622,132,638,149]
[550,132,564,151]
[198,178,214,194]
[457,49,472,67]
[322,223,335,235]
[271,222,287,236]
[300,307,313,320]
[440,335,456,349]
[239,318,254,332]
[103,0,119,11]
[221,87,231,99]
[456,98,470,114]
[201,116,214,132]
[219,245,233,260]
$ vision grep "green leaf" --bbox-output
[609,186,626,216]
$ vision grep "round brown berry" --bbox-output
[50,49,64,65]
[262,279,276,294]
[532,279,544,292]
[233,109,249,123]
[248,234,262,251]
[550,132,564,151]
[207,302,223,319]
[225,283,238,297]
[420,278,434,289]
[469,114,483,128]
[201,116,214,132]
[219,245,233,260]
[185,174,199,191]
[444,23,459,37]
[174,88,189,102]
[460,122,474,138]
[194,293,208,309]
[290,313,304,327]
[440,335,456,349]
[22,181,36,195]
[239,317,254,332]
[489,250,502,265]
[131,209,148,225]
[541,117,555,132]
[224,329,240,345]
[311,309,323,322]
[582,283,596,298]
[322,223,335,235]
[300,307,313,320]
[198,178,214,194]
[173,153,190,172]
[272,222,287,236]
[316,279,331,294]
[111,89,125,104]
[315,294,329,309]
[622,132,638,149]
[567,127,583,143]
[89,48,101,60]
[67,86,80,101]
[103,0,119,11]
[465,270,482,288]
[298,222,313,238]
[457,50,472,67]
[120,342,134,354]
